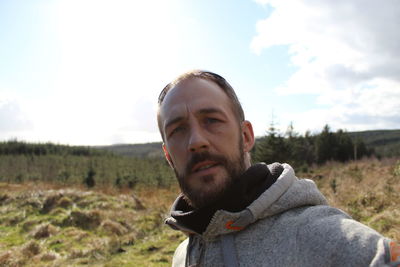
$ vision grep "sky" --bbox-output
[1,0,399,145]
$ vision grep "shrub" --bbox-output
[21,240,41,257]
[42,194,63,214]
[64,210,102,230]
[100,219,128,236]
[32,223,58,239]
[84,167,96,188]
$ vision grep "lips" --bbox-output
[192,161,220,173]
[184,152,227,177]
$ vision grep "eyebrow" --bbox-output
[164,107,226,131]
[197,107,225,116]
[164,116,185,131]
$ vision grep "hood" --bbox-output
[166,163,328,239]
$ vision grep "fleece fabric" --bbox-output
[165,163,398,267]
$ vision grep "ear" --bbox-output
[241,120,255,153]
[162,143,174,168]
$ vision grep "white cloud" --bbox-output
[252,0,400,131]
[0,90,33,136]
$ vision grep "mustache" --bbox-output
[185,151,228,175]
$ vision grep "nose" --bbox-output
[188,125,209,153]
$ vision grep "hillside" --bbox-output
[348,129,400,157]
[95,143,163,158]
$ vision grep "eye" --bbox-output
[205,117,221,124]
[168,125,185,138]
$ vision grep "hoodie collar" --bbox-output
[167,163,283,234]
[166,163,328,239]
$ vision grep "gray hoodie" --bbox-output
[166,163,399,267]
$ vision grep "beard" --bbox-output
[173,137,246,209]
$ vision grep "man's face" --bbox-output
[159,78,254,208]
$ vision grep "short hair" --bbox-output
[157,70,245,140]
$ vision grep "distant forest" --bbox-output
[98,128,400,160]
[347,129,400,158]
[0,140,175,188]
[0,126,398,187]
[253,124,372,169]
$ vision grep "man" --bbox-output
[157,70,399,266]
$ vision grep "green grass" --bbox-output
[0,225,25,247]
[104,228,186,267]
[0,183,185,266]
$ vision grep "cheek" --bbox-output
[210,123,227,135]
[167,144,186,169]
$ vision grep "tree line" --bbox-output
[253,124,374,169]
[0,126,375,188]
[0,140,110,157]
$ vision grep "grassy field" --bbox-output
[303,157,400,241]
[0,158,399,266]
[0,183,185,266]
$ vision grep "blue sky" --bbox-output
[1,0,399,145]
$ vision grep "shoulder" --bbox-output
[295,205,384,266]
[297,205,380,241]
[172,238,189,267]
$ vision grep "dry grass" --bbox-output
[303,157,400,240]
[0,182,185,266]
[0,158,398,266]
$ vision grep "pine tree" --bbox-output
[335,129,353,162]
[84,166,96,188]
[315,125,336,164]
[254,120,288,164]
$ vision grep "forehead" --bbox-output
[159,78,234,124]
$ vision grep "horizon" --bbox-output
[1,0,399,146]
[2,127,399,147]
